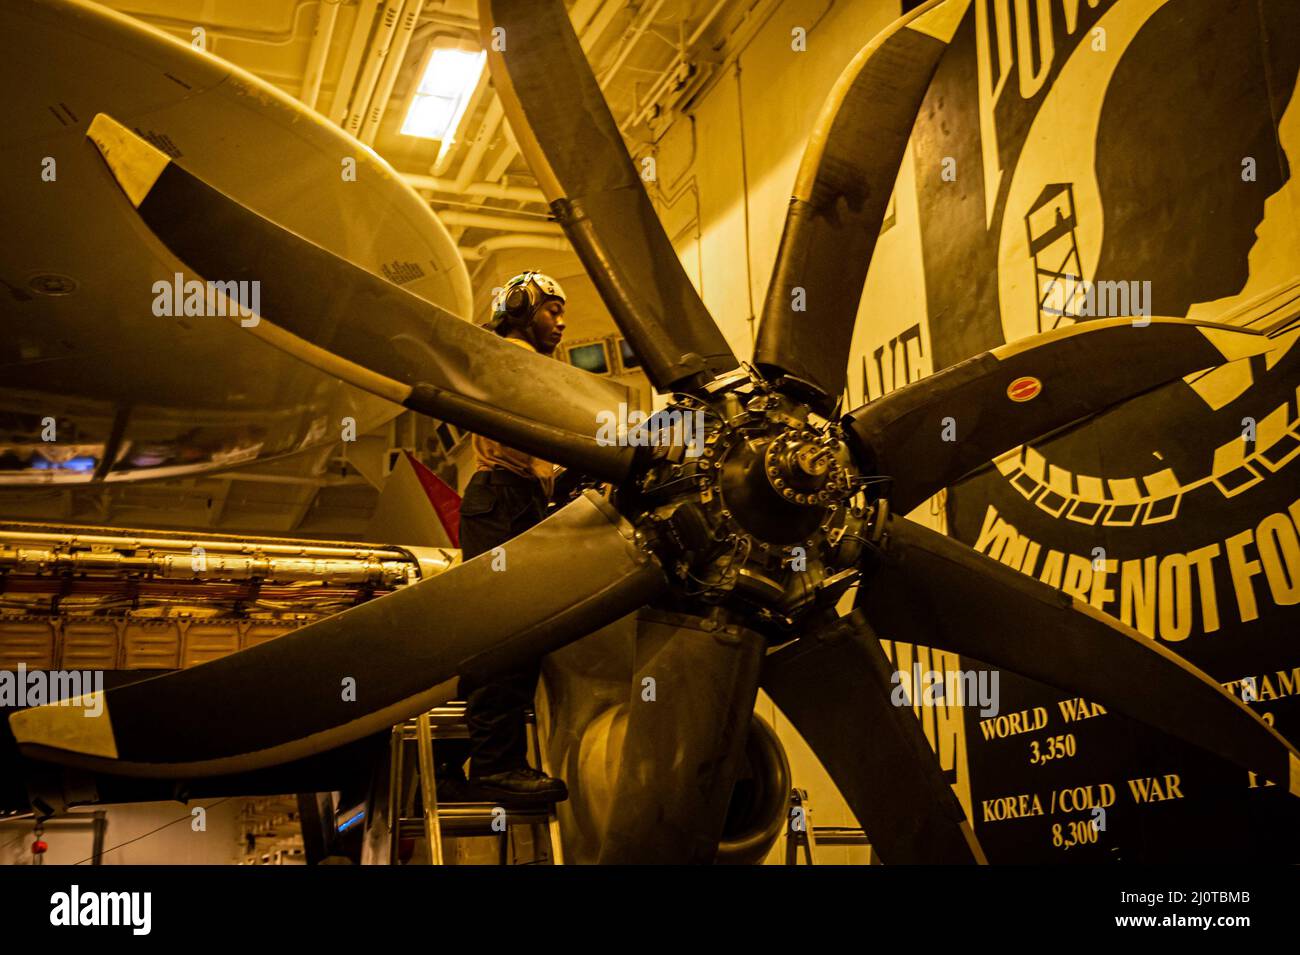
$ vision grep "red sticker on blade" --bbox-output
[1007,376,1042,402]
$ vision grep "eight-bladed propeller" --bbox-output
[12,0,1298,863]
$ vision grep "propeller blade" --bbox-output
[763,609,986,864]
[844,318,1276,513]
[85,113,635,482]
[9,492,665,778]
[597,609,765,864]
[860,515,1300,796]
[479,0,739,392]
[7,729,391,815]
[754,0,963,406]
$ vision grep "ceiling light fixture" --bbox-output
[400,47,486,144]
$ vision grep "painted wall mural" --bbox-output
[871,0,1300,861]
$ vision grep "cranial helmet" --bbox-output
[484,270,566,334]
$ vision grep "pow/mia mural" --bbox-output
[887,0,1300,862]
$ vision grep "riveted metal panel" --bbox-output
[244,622,299,651]
[0,619,56,669]
[61,621,119,671]
[122,620,182,669]
[181,623,241,668]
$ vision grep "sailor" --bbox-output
[436,270,570,806]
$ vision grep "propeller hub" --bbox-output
[625,377,875,632]
[762,431,850,504]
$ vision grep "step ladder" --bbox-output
[388,703,564,865]
[784,788,877,864]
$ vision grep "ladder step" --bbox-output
[395,705,536,742]
[398,807,552,837]
[389,707,561,864]
[811,827,870,846]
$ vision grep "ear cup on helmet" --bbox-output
[502,281,537,324]
[488,270,565,334]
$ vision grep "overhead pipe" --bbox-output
[458,234,572,261]
[360,0,426,144]
[574,0,619,45]
[428,75,488,178]
[622,59,691,133]
[685,0,732,48]
[130,1,318,46]
[0,528,441,585]
[328,0,381,123]
[446,95,504,186]
[401,173,544,203]
[678,0,785,122]
[299,0,342,110]
[436,210,564,234]
[342,0,405,137]
[420,10,479,32]
[598,0,668,89]
[623,0,730,131]
[481,137,520,186]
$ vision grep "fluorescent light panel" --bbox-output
[401,48,486,141]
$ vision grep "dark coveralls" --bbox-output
[448,468,550,776]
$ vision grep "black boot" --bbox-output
[433,761,474,804]
[469,766,568,806]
